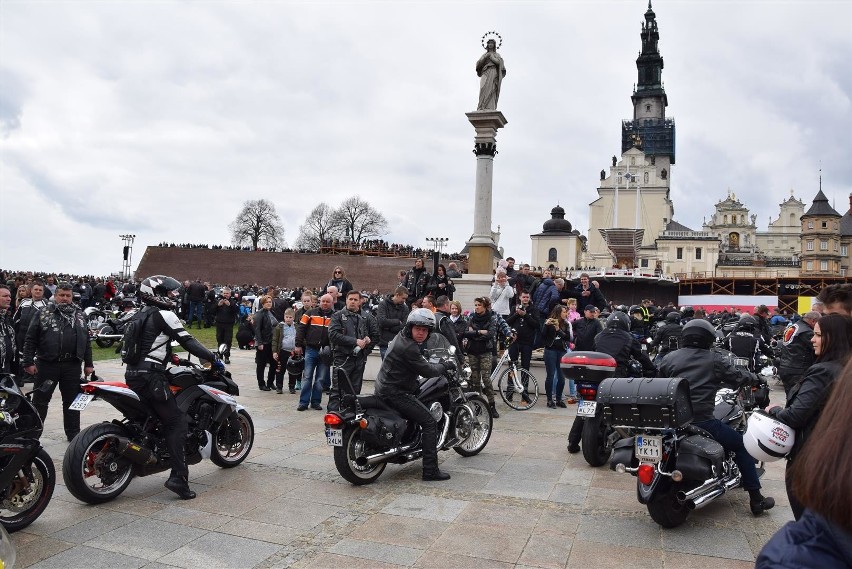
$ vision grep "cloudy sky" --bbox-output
[2,0,850,277]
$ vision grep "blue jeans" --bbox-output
[187,301,204,326]
[693,418,761,491]
[543,347,566,401]
[299,347,328,407]
[379,345,388,360]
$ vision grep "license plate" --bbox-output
[577,400,597,417]
[325,427,342,447]
[69,393,94,411]
[635,435,662,463]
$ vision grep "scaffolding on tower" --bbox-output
[599,228,644,267]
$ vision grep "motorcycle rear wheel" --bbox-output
[63,423,134,504]
[581,414,612,467]
[333,428,386,485]
[210,409,254,468]
[453,394,493,457]
[1,448,56,532]
[95,325,116,348]
[646,480,691,528]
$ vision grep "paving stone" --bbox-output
[381,493,468,523]
[455,501,542,528]
[576,515,661,549]
[328,538,423,566]
[518,531,574,569]
[429,522,527,564]
[663,551,754,568]
[413,549,515,568]
[549,483,589,505]
[662,524,754,561]
[27,544,148,569]
[304,552,407,568]
[216,518,302,546]
[158,531,281,568]
[482,474,555,500]
[19,499,104,536]
[86,518,207,561]
[348,513,448,549]
[243,497,341,530]
[52,511,140,543]
[150,505,232,530]
[568,540,662,568]
[10,536,74,568]
[498,457,566,481]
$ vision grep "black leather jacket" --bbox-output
[573,317,603,351]
[504,303,540,346]
[434,310,463,364]
[329,308,371,357]
[376,298,409,347]
[769,360,843,460]
[723,330,774,371]
[374,333,446,396]
[777,321,815,377]
[594,328,654,377]
[651,322,683,355]
[660,347,755,422]
[22,303,93,367]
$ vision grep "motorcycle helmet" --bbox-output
[139,275,182,310]
[605,311,630,331]
[404,308,436,337]
[680,306,695,319]
[738,314,757,330]
[629,305,643,316]
[681,318,717,349]
[744,411,795,462]
[286,354,305,375]
[318,345,332,366]
[665,311,681,324]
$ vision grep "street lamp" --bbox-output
[425,237,449,274]
[120,234,136,280]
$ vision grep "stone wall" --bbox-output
[136,247,420,292]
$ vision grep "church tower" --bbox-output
[586,1,678,269]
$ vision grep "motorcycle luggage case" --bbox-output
[560,351,617,384]
[597,377,693,428]
[360,409,408,450]
[676,434,725,481]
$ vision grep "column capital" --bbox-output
[473,142,497,156]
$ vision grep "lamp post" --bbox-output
[119,234,136,280]
[426,237,449,274]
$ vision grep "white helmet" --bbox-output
[743,411,795,462]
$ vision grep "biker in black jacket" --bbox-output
[650,312,683,365]
[659,318,774,516]
[593,312,655,377]
[723,315,774,372]
[374,309,456,481]
[125,276,218,500]
[776,313,818,397]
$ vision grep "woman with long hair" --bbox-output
[542,305,572,409]
[253,295,279,391]
[757,357,852,566]
[428,264,455,301]
[14,284,29,310]
[448,300,467,346]
[768,313,852,519]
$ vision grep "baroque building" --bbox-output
[800,189,842,276]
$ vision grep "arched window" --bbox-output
[548,248,558,262]
[723,215,728,224]
[644,171,649,183]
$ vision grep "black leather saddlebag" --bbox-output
[359,409,408,449]
[610,436,638,471]
[597,377,693,428]
[676,434,725,481]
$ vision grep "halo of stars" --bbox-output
[481,31,502,49]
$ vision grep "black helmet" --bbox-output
[681,318,717,349]
[681,306,695,318]
[286,354,305,375]
[139,275,181,310]
[665,311,681,324]
[404,308,436,338]
[738,314,757,330]
[629,305,643,316]
[606,311,630,331]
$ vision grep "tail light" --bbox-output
[81,384,97,394]
[324,413,343,427]
[638,463,655,485]
[578,386,597,399]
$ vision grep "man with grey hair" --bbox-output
[777,311,820,398]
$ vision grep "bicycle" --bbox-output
[491,343,539,410]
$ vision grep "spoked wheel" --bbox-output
[646,480,691,528]
[497,367,539,410]
[333,428,386,485]
[453,394,493,457]
[210,409,254,468]
[63,423,134,504]
[581,414,613,467]
[95,325,116,348]
[1,448,56,532]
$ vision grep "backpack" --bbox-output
[120,307,156,365]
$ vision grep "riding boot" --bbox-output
[165,473,197,500]
[489,403,500,419]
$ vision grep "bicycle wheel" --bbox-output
[497,366,539,410]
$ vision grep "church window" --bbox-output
[842,245,848,256]
[631,157,636,166]
[640,258,649,267]
[807,241,814,251]
[646,104,651,112]
[696,247,702,260]
[821,260,829,271]
[644,171,649,183]
[807,221,814,229]
[723,215,728,224]
[548,248,558,262]
[676,247,683,260]
[820,240,828,251]
[806,261,813,271]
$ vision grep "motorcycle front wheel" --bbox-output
[210,409,254,468]
[95,325,116,348]
[333,428,386,485]
[63,423,134,504]
[453,394,493,457]
[581,414,612,467]
[0,448,56,532]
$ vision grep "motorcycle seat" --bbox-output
[356,394,393,411]
[685,424,714,439]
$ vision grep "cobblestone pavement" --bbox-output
[9,348,791,568]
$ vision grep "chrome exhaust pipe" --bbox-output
[355,442,418,467]
[435,414,451,450]
[688,487,726,510]
[677,478,720,502]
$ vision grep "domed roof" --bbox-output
[542,205,573,233]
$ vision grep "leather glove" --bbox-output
[212,358,225,371]
[442,360,457,373]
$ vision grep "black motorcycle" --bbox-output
[324,347,493,485]
[0,374,56,532]
[90,307,139,348]
[62,350,254,503]
[607,367,764,528]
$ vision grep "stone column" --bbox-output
[464,110,507,275]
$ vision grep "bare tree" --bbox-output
[294,203,341,250]
[229,199,286,249]
[335,195,388,245]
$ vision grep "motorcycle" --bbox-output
[0,374,56,532]
[607,364,764,528]
[62,346,254,504]
[90,307,139,348]
[324,347,493,485]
